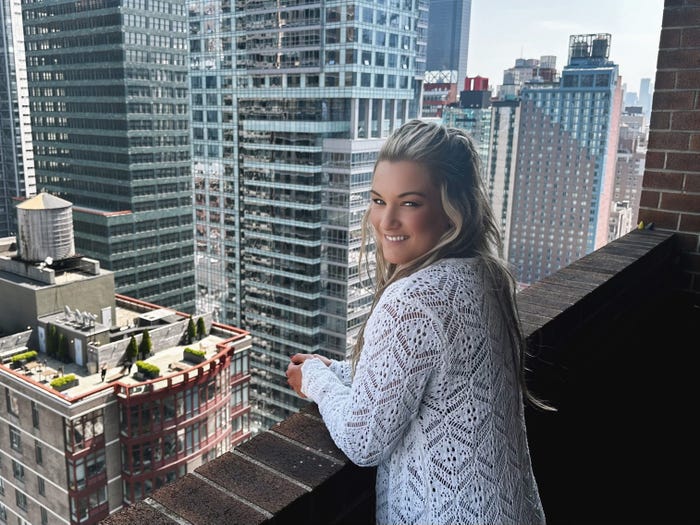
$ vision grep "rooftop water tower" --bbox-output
[16,192,75,263]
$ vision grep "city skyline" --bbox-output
[468,0,664,91]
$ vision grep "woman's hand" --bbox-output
[286,353,331,398]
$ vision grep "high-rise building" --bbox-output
[425,0,471,83]
[498,56,558,100]
[443,76,525,261]
[423,70,459,118]
[0,0,35,236]
[21,0,195,313]
[0,194,251,525]
[508,34,622,285]
[189,1,428,430]
[442,76,492,167]
[639,77,653,120]
[609,106,647,239]
[484,99,521,260]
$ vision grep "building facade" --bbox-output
[425,0,471,83]
[0,0,35,237]
[442,76,492,167]
[422,70,458,118]
[498,56,558,100]
[484,99,521,260]
[21,0,196,312]
[507,34,622,285]
[610,107,647,239]
[189,0,428,430]
[0,203,251,524]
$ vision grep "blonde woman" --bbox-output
[287,120,546,525]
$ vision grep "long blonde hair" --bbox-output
[352,119,551,410]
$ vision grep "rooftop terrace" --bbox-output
[5,331,228,400]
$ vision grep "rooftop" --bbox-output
[5,331,228,399]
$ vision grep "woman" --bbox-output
[286,120,547,525]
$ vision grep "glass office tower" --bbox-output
[0,0,35,236]
[425,0,471,82]
[189,0,427,430]
[22,0,195,312]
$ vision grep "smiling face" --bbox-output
[369,160,451,266]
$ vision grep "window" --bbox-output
[41,507,49,525]
[35,442,43,465]
[9,426,21,452]
[12,460,24,482]
[5,388,18,416]
[15,489,27,511]
[38,477,45,496]
[31,402,39,429]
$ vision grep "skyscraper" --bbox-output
[442,76,492,167]
[190,1,428,430]
[425,0,471,83]
[508,34,622,285]
[485,98,521,260]
[21,0,195,312]
[0,0,35,236]
[610,106,647,238]
[638,77,653,120]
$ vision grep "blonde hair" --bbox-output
[352,119,551,410]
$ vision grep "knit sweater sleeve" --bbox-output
[328,359,352,387]
[301,288,442,466]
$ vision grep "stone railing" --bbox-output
[102,229,689,525]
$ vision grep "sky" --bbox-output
[467,0,665,94]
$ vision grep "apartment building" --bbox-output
[508,34,622,284]
[0,195,251,524]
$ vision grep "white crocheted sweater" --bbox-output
[301,258,545,525]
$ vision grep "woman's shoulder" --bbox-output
[385,258,483,301]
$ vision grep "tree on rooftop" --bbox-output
[187,317,196,344]
[139,329,152,359]
[47,324,58,358]
[126,335,138,362]
[58,333,69,363]
[196,317,206,340]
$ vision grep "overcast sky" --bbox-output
[467,0,665,93]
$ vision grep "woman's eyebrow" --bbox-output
[369,189,427,198]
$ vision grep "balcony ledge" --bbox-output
[102,229,693,525]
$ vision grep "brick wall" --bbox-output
[639,0,700,298]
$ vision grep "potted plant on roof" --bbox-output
[183,346,206,364]
[135,360,160,380]
[10,350,38,369]
[51,373,78,392]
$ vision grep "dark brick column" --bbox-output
[639,0,700,300]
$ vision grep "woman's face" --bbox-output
[369,161,451,266]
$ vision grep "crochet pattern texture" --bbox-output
[302,258,545,525]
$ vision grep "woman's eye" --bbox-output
[402,201,419,207]
[372,198,385,205]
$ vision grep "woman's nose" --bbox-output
[380,206,400,230]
